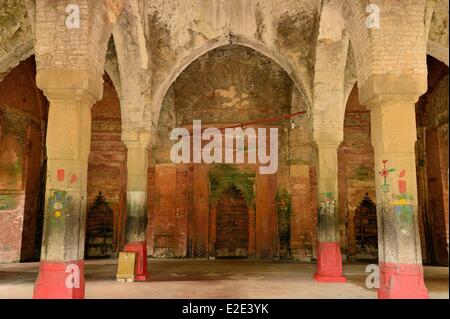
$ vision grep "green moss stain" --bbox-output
[276,188,291,217]
[0,0,27,40]
[0,195,19,210]
[353,166,373,179]
[208,164,255,207]
[0,157,22,189]
[0,155,21,173]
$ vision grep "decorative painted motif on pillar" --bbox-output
[319,192,336,216]
[391,169,413,204]
[55,168,78,186]
[391,169,414,225]
[48,191,69,223]
[379,160,414,224]
[378,160,395,193]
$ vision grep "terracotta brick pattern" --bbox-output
[0,57,47,263]
[338,85,376,261]
[289,165,315,261]
[86,74,127,256]
[416,61,449,265]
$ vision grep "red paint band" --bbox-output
[378,262,428,299]
[33,260,85,299]
[314,242,346,283]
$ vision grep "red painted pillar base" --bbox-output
[378,262,429,299]
[314,242,346,283]
[124,241,149,281]
[33,260,85,299]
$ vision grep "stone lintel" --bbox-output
[314,139,342,149]
[121,129,152,149]
[358,74,427,108]
[312,116,344,147]
[36,69,104,104]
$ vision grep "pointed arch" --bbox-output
[149,33,312,131]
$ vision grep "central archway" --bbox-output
[149,41,310,261]
[149,33,311,131]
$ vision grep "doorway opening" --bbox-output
[215,186,249,259]
[353,193,378,260]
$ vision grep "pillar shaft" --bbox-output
[34,91,96,299]
[122,131,150,281]
[314,141,346,282]
[41,98,91,261]
[316,143,340,243]
[124,144,149,243]
[370,100,428,299]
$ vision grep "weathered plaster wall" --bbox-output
[0,0,34,82]
[155,44,292,164]
[428,0,449,48]
[144,0,317,128]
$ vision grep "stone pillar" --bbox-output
[122,130,150,281]
[369,97,428,299]
[314,140,346,282]
[33,70,102,299]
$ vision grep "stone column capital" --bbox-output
[314,139,342,150]
[312,116,344,147]
[121,129,151,149]
[313,128,344,148]
[358,74,427,109]
[36,69,103,104]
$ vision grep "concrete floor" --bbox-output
[0,259,448,299]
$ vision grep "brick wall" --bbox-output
[289,165,316,261]
[416,56,449,266]
[338,85,377,261]
[86,74,127,257]
[0,56,48,263]
[148,164,178,258]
